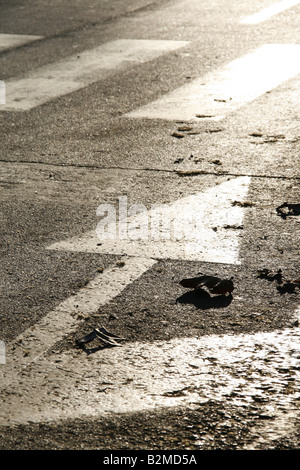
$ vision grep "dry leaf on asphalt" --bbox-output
[179,274,234,296]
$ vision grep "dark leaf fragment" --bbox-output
[257,268,283,283]
[232,200,254,207]
[257,268,299,294]
[277,281,300,295]
[196,114,215,118]
[276,202,300,219]
[171,131,185,139]
[177,125,193,132]
[180,274,234,296]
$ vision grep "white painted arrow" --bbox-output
[48,176,251,265]
[1,177,251,383]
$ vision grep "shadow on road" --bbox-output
[176,289,233,310]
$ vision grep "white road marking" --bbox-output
[48,176,251,265]
[240,0,300,24]
[0,39,189,111]
[0,33,43,52]
[125,44,300,122]
[0,256,155,380]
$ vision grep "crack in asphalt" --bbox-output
[0,159,299,181]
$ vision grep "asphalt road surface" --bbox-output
[0,0,300,456]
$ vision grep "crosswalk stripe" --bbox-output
[0,39,189,111]
[240,0,300,24]
[125,44,300,122]
[0,33,43,52]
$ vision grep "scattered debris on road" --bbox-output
[211,159,222,165]
[177,125,193,132]
[173,154,203,164]
[249,133,286,143]
[214,98,229,102]
[223,224,243,230]
[171,125,201,139]
[231,200,255,207]
[257,268,299,295]
[205,128,224,133]
[116,259,126,267]
[76,327,125,350]
[249,132,263,137]
[277,280,300,294]
[257,268,283,283]
[173,157,184,164]
[195,114,215,118]
[179,274,234,296]
[171,131,185,139]
[276,202,300,219]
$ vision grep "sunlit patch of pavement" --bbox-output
[1,310,299,449]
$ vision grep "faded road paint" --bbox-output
[0,39,189,111]
[0,33,43,52]
[126,44,300,121]
[240,0,300,24]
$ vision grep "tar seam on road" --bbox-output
[0,159,299,181]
